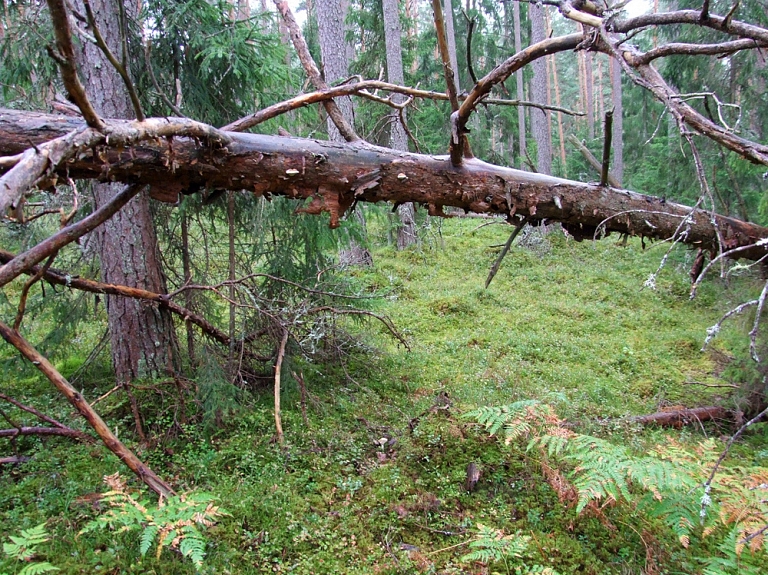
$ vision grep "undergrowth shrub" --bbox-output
[79,473,228,571]
[465,401,768,574]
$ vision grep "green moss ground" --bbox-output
[2,219,767,574]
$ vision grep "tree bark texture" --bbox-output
[74,0,177,384]
[585,50,595,140]
[2,109,767,260]
[512,0,526,163]
[382,0,417,249]
[529,3,551,174]
[610,55,624,185]
[315,0,354,142]
[443,0,460,94]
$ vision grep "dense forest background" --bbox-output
[1,0,768,573]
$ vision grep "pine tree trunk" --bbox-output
[597,55,605,128]
[585,48,595,139]
[443,0,460,94]
[315,0,354,141]
[512,0,526,164]
[383,0,416,248]
[610,56,624,185]
[551,55,567,177]
[74,0,177,385]
[181,209,195,368]
[227,191,237,375]
[530,2,551,174]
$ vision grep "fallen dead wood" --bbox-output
[628,406,727,427]
[2,109,768,260]
[0,426,90,439]
[0,455,32,465]
[0,319,175,497]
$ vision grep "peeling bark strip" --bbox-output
[2,109,768,259]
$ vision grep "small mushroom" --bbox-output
[397,173,408,181]
[285,169,300,176]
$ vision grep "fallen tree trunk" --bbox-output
[629,406,727,427]
[2,109,768,260]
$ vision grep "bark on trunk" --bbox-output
[584,44,595,140]
[315,0,354,141]
[530,3,551,174]
[443,0,460,94]
[74,0,177,384]
[2,109,767,260]
[512,0,526,163]
[610,56,624,185]
[383,0,417,248]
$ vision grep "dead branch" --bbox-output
[614,9,768,45]
[431,0,461,113]
[0,184,144,287]
[14,253,57,330]
[600,110,614,187]
[0,249,260,357]
[274,328,289,444]
[224,81,581,134]
[0,391,93,442]
[0,319,174,496]
[701,404,768,523]
[0,426,91,439]
[567,134,621,187]
[0,455,32,465]
[82,0,144,121]
[622,56,768,167]
[485,216,529,289]
[45,0,104,129]
[690,239,768,298]
[306,306,410,350]
[635,38,765,65]
[454,34,582,162]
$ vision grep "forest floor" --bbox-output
[2,218,768,574]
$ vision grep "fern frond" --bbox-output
[179,529,207,570]
[139,525,158,557]
[18,563,59,575]
[79,473,227,571]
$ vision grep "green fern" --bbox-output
[80,473,228,571]
[1,523,59,575]
[465,400,559,443]
[461,523,559,574]
[470,401,768,560]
